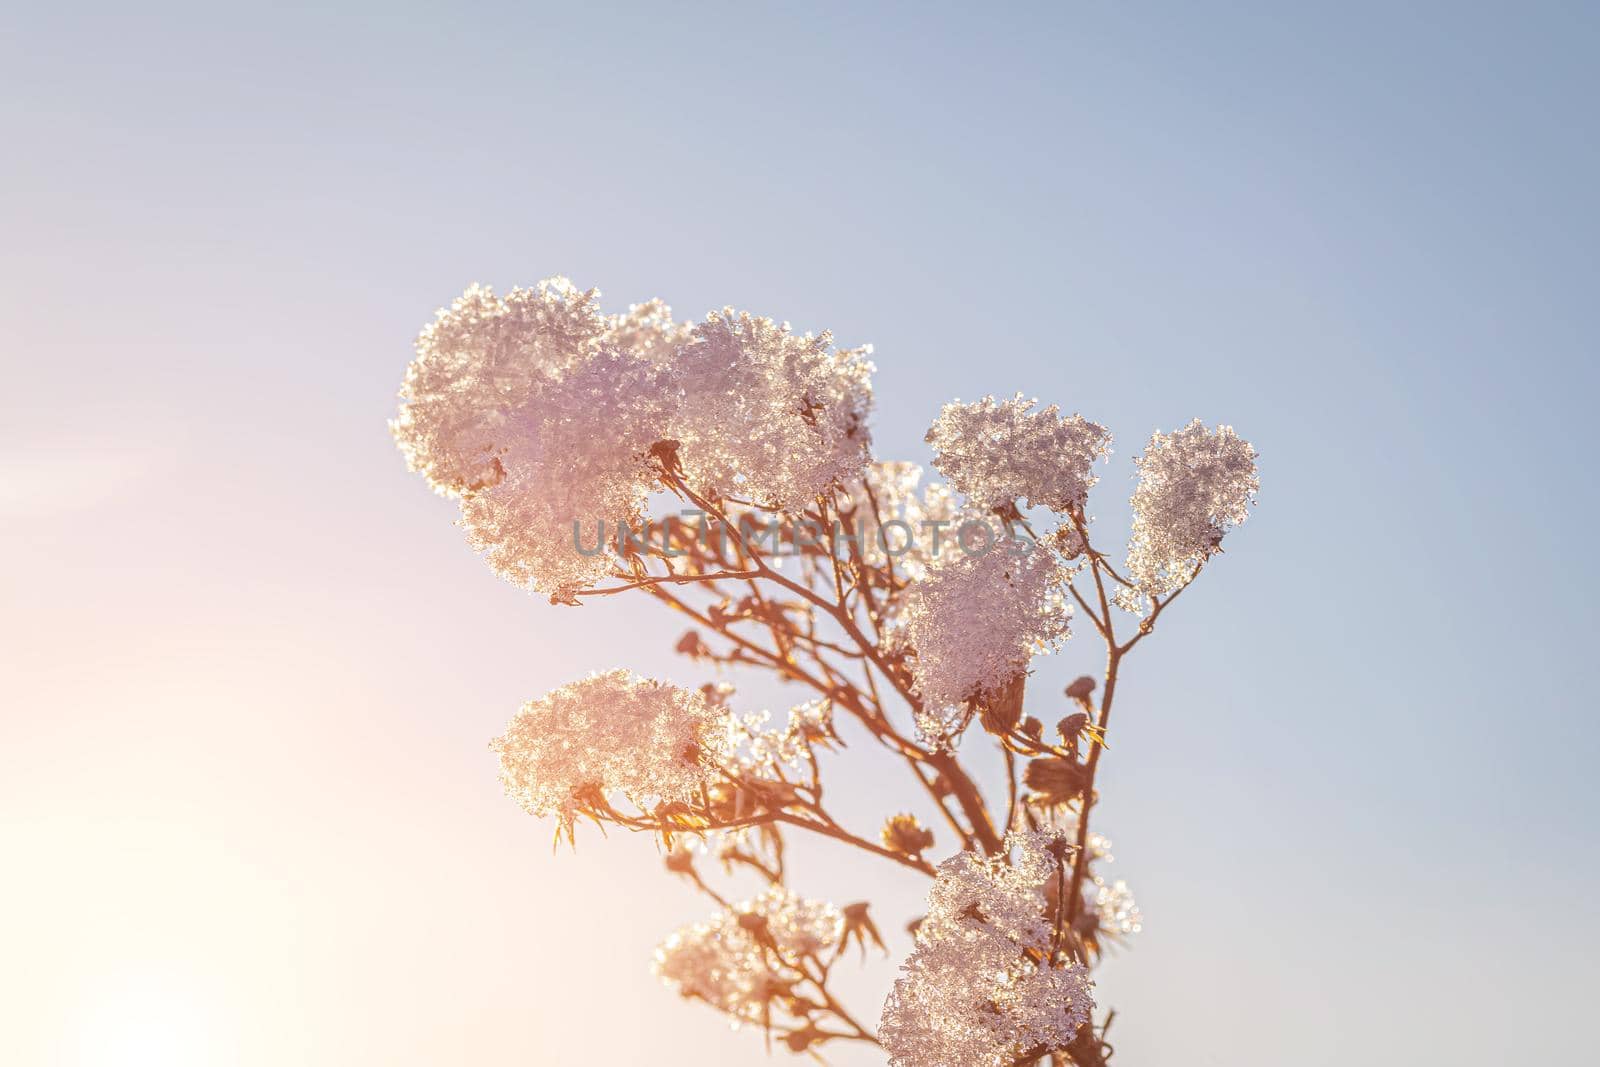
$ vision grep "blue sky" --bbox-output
[3,3,1597,1064]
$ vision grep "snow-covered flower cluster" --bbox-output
[393,281,874,596]
[1079,833,1143,939]
[728,699,835,778]
[1119,419,1259,610]
[602,297,693,364]
[490,670,733,833]
[395,273,1263,1065]
[671,310,874,513]
[1025,821,1144,944]
[880,832,1095,1067]
[1094,879,1143,937]
[839,461,963,581]
[654,887,845,1027]
[392,279,611,496]
[926,394,1112,513]
[458,347,673,594]
[900,542,1071,741]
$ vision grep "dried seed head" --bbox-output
[882,814,936,857]
[1057,713,1089,745]
[1044,835,1074,864]
[675,631,710,659]
[838,900,888,957]
[903,544,1072,744]
[1065,676,1096,702]
[784,1025,824,1053]
[1024,757,1088,805]
[1051,524,1087,561]
[978,673,1026,736]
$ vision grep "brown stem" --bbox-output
[663,475,1007,856]
[772,811,935,876]
[573,568,758,596]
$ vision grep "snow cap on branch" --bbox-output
[459,347,674,594]
[881,832,1095,1066]
[1118,419,1258,610]
[490,669,733,834]
[901,541,1071,743]
[670,309,874,512]
[393,282,876,595]
[392,279,610,497]
[926,394,1111,513]
[655,887,845,1027]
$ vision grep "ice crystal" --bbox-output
[601,297,694,364]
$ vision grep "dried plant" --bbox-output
[393,277,1260,1065]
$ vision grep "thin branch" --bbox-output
[573,568,759,597]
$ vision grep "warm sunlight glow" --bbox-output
[67,970,216,1067]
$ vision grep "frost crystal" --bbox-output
[490,670,732,832]
[602,297,693,364]
[1094,878,1143,937]
[880,832,1095,1067]
[654,887,845,1027]
[1119,419,1259,609]
[926,394,1111,513]
[901,542,1071,741]
[671,310,874,512]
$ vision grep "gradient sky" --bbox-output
[3,2,1597,1065]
